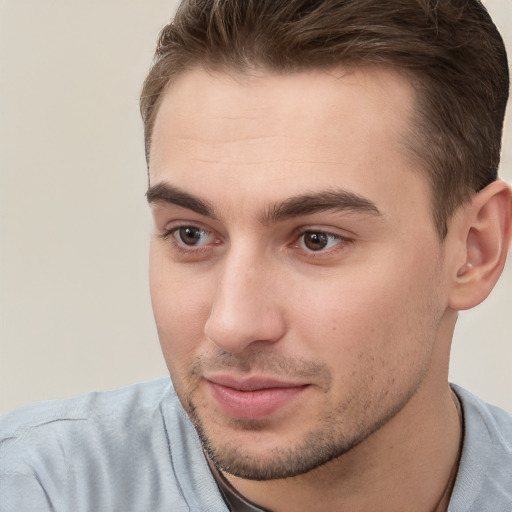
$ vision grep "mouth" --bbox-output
[205,374,310,420]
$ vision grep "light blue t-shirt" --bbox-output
[0,378,510,511]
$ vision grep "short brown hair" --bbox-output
[140,0,509,237]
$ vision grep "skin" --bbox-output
[147,67,509,511]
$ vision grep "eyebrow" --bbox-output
[146,182,215,217]
[146,182,381,222]
[262,189,381,223]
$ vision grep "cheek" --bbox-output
[289,257,443,381]
[149,246,213,363]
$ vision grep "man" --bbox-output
[1,0,511,510]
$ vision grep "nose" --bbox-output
[204,249,286,353]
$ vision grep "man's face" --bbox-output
[148,67,451,479]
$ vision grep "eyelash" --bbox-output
[160,225,219,255]
[160,224,352,259]
[292,228,352,258]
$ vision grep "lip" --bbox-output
[205,375,309,420]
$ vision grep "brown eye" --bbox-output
[303,232,329,251]
[298,231,344,252]
[173,226,212,246]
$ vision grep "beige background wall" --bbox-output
[1,0,511,414]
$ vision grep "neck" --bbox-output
[221,317,463,512]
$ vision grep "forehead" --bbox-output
[149,66,428,223]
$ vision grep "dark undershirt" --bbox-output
[208,460,272,512]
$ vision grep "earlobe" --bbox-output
[448,180,512,311]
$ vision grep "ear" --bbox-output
[448,180,512,311]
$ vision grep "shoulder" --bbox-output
[456,385,511,435]
[0,378,225,511]
[0,377,176,482]
[0,378,192,512]
[450,385,512,511]
[0,377,172,442]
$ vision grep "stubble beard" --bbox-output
[180,368,423,481]
[186,400,360,480]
